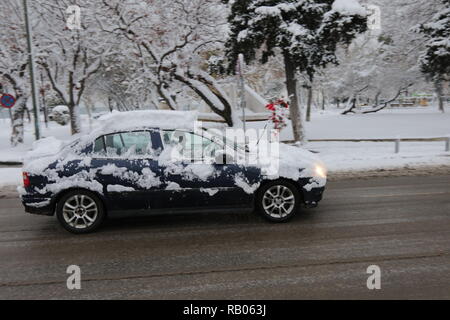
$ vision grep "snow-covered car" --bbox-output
[18,111,326,234]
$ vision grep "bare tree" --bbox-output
[99,0,236,126]
[36,0,112,134]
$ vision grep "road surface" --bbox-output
[0,174,449,299]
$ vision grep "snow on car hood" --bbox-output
[251,141,327,188]
[277,143,327,191]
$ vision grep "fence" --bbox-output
[285,137,450,153]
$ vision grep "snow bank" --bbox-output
[0,168,22,187]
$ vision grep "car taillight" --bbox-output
[23,172,30,187]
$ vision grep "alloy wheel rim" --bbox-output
[62,195,98,229]
[262,185,295,218]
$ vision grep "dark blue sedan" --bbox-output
[19,113,326,234]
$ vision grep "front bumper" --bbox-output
[302,187,325,208]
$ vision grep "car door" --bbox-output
[157,130,261,209]
[90,130,163,212]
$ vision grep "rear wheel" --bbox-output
[56,190,105,234]
[256,180,300,222]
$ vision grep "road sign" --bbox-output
[0,94,16,109]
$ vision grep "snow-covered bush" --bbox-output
[49,105,70,126]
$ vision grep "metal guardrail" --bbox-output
[306,137,449,143]
[286,137,450,153]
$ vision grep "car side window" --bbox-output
[92,131,154,158]
[93,136,106,154]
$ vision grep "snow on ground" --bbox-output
[247,106,450,141]
[309,141,450,172]
[0,117,79,163]
[0,106,449,187]
[0,168,22,187]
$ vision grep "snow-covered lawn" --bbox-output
[0,106,449,188]
[309,141,450,172]
[0,168,22,187]
[0,117,76,163]
[273,106,450,141]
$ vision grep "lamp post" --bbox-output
[236,53,247,139]
[22,0,41,140]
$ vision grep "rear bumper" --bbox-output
[302,187,325,208]
[21,194,54,216]
[24,204,54,216]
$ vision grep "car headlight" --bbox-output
[314,164,327,178]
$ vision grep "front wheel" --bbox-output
[256,180,300,222]
[56,190,105,234]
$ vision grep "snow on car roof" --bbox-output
[97,110,198,132]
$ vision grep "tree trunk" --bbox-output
[374,91,380,106]
[108,97,114,112]
[68,103,81,135]
[434,78,445,113]
[84,102,93,131]
[306,86,313,122]
[342,96,357,115]
[41,93,48,128]
[284,53,305,143]
[24,108,31,123]
[10,96,27,146]
[321,90,326,111]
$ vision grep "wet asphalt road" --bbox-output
[0,174,449,299]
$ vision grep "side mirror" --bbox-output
[214,150,234,164]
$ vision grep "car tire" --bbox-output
[56,190,105,234]
[256,180,300,222]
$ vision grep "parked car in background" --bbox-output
[19,111,326,233]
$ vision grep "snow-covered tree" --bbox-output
[35,1,113,134]
[224,0,367,142]
[418,0,450,113]
[99,0,238,126]
[320,0,438,114]
[0,0,30,145]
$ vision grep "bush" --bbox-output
[49,105,70,126]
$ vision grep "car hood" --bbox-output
[244,141,327,187]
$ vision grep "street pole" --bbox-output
[236,54,247,145]
[23,0,40,140]
[237,54,246,132]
